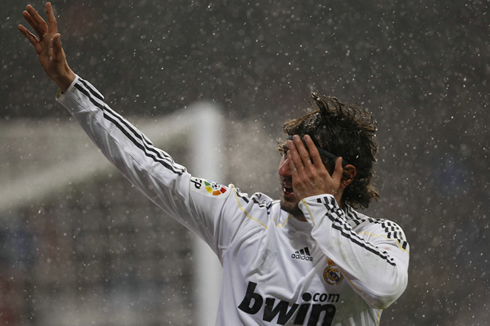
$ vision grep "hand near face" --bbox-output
[286,135,352,206]
[18,2,75,92]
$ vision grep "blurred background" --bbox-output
[1,0,489,325]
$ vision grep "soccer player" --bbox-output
[19,3,409,325]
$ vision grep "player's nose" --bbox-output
[278,157,292,177]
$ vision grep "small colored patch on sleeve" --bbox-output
[190,177,230,198]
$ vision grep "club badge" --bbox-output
[323,259,344,285]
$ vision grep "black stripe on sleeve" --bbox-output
[79,78,104,101]
[102,106,179,166]
[345,206,409,251]
[236,190,249,204]
[327,214,397,266]
[319,197,397,267]
[74,81,185,176]
[77,80,176,163]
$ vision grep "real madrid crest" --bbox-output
[323,259,344,285]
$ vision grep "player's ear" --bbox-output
[340,165,356,189]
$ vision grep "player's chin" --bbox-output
[280,197,300,213]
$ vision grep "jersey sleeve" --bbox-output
[55,75,237,256]
[299,194,409,309]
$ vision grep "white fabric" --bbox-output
[57,76,409,326]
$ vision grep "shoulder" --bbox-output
[234,188,275,209]
[228,187,283,229]
[231,187,277,216]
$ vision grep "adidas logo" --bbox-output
[291,247,313,261]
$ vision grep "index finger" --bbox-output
[18,24,39,46]
[292,135,313,166]
[46,2,58,34]
[303,135,323,166]
[287,139,303,171]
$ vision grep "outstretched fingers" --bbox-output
[19,2,75,91]
[286,135,318,183]
[46,2,58,34]
[287,134,344,198]
[25,5,48,38]
[18,24,39,46]
[295,135,314,167]
[286,135,326,199]
[286,143,298,177]
[303,135,323,167]
[287,136,305,174]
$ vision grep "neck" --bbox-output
[293,214,307,222]
[334,190,345,209]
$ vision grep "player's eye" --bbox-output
[278,143,289,157]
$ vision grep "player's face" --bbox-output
[278,145,304,218]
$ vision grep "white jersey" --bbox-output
[56,76,409,326]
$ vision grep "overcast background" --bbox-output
[1,0,489,325]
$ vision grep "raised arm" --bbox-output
[18,2,75,92]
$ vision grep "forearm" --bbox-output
[300,195,409,308]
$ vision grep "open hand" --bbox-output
[18,2,75,92]
[286,134,346,205]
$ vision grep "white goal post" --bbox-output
[0,102,224,326]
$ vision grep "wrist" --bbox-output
[54,69,76,93]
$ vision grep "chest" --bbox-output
[227,221,350,302]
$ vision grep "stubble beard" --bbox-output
[280,196,305,220]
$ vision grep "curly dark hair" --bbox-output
[281,93,380,209]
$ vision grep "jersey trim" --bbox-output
[232,186,268,230]
[376,307,382,325]
[272,213,291,228]
[380,221,409,250]
[301,199,316,225]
